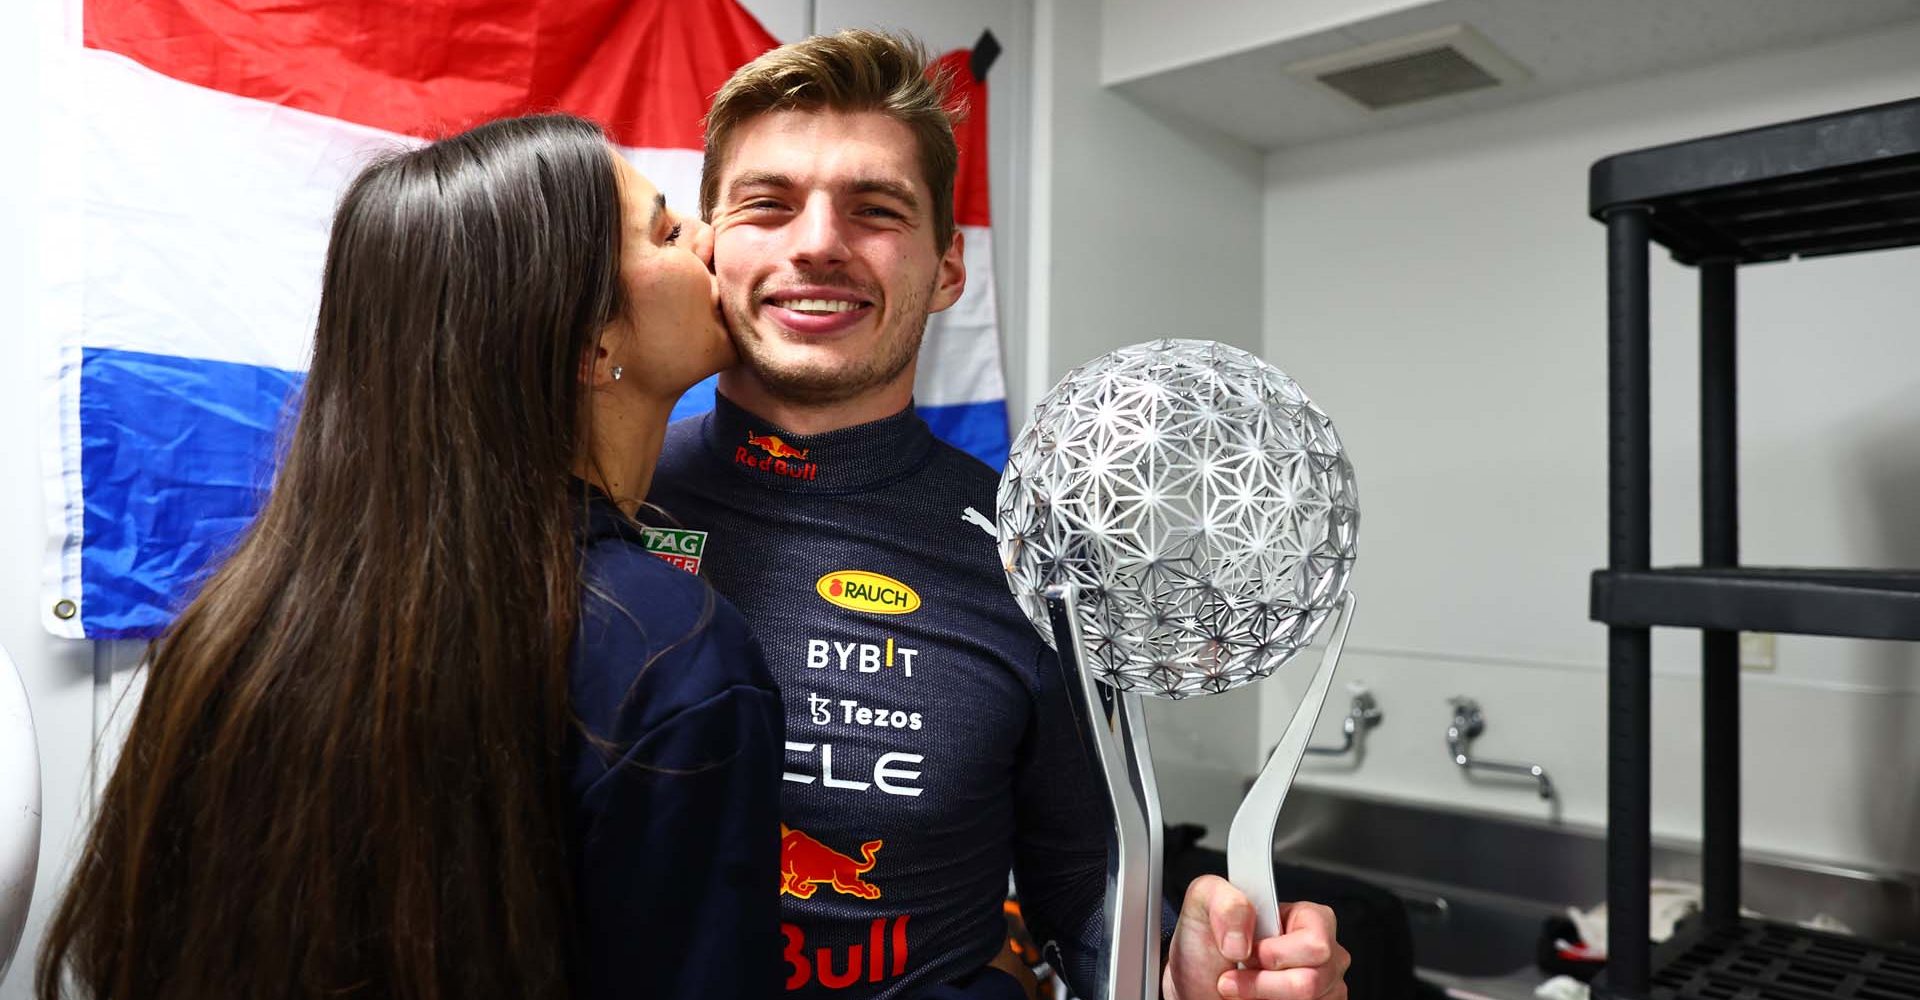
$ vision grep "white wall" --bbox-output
[1033,0,1265,382]
[1100,0,1430,85]
[3,3,100,997]
[1027,0,1273,839]
[1258,22,1920,876]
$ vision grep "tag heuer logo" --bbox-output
[641,527,707,574]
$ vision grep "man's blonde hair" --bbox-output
[701,29,962,251]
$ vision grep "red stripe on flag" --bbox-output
[935,49,991,229]
[83,0,777,150]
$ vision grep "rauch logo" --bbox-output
[816,571,920,615]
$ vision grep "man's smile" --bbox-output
[760,286,876,335]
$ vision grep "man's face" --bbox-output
[708,110,965,408]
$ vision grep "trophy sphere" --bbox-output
[996,339,1358,699]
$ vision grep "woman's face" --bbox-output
[608,154,735,395]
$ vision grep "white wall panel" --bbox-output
[1260,20,1920,875]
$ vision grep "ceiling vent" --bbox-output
[1288,24,1531,111]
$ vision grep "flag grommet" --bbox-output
[52,600,77,621]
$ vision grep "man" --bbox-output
[648,29,1350,1000]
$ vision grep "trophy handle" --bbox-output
[1226,591,1358,941]
[1046,586,1163,1000]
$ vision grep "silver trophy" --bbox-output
[995,339,1358,999]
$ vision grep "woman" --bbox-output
[37,114,781,999]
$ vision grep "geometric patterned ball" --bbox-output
[995,339,1358,699]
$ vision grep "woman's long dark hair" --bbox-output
[39,113,626,1000]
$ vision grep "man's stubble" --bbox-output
[724,275,932,407]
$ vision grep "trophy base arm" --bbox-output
[1047,587,1164,1000]
[1224,591,1357,942]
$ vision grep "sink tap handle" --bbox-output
[1445,696,1553,800]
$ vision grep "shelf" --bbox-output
[1596,916,1920,1000]
[1591,94,1920,1000]
[1589,567,1920,640]
[1589,97,1920,265]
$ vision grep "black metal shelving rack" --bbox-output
[1588,97,1920,1000]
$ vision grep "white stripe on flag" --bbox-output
[616,148,706,224]
[63,48,705,372]
[914,224,1007,408]
[67,49,398,370]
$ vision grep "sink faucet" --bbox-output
[1305,686,1383,757]
[1446,697,1554,800]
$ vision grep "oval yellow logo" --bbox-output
[816,570,921,615]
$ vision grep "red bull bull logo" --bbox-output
[738,431,819,481]
[748,432,809,460]
[780,824,883,899]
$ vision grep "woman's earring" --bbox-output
[611,366,624,381]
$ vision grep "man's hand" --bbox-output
[1162,875,1350,1000]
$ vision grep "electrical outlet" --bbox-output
[1739,632,1776,672]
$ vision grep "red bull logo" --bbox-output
[780,824,883,899]
[736,430,819,481]
[783,916,911,991]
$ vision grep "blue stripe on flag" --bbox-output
[79,348,303,638]
[75,352,1009,638]
[669,375,718,423]
[918,398,1010,471]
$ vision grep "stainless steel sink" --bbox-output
[1378,873,1556,978]
[1262,785,1920,991]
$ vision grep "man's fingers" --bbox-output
[1278,899,1337,937]
[1237,948,1343,997]
[1254,926,1334,971]
[1186,873,1256,963]
[1215,965,1346,1000]
[1258,901,1338,968]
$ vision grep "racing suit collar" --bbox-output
[703,392,938,493]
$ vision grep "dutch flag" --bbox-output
[42,0,1013,640]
